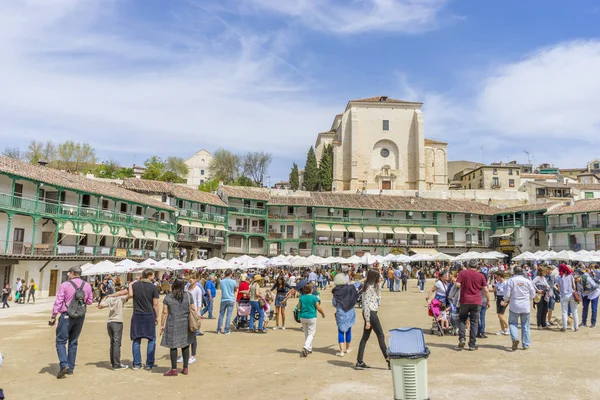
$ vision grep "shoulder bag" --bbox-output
[572,276,582,304]
[187,292,202,332]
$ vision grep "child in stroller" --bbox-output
[233,299,252,331]
[429,298,453,336]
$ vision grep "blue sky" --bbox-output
[1,0,599,183]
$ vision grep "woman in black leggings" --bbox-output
[356,269,389,370]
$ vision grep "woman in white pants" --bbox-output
[556,264,579,332]
[297,283,325,357]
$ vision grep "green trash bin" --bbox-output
[388,328,430,400]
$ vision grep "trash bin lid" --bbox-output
[388,327,430,359]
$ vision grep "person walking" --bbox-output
[160,278,196,376]
[477,267,489,339]
[492,272,509,335]
[98,289,129,370]
[179,273,202,364]
[502,266,536,351]
[356,269,389,370]
[270,275,291,330]
[401,269,408,292]
[298,283,325,357]
[417,269,426,293]
[454,259,490,351]
[14,278,22,304]
[216,269,237,334]
[532,266,552,330]
[2,284,11,309]
[129,268,160,370]
[201,276,216,319]
[556,264,579,332]
[393,266,402,293]
[27,279,37,304]
[575,268,599,328]
[49,266,93,378]
[332,273,357,357]
[249,274,266,334]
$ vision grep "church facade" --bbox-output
[315,96,448,192]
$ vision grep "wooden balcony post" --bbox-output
[4,213,12,254]
[30,216,40,255]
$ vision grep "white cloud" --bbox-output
[399,40,600,166]
[240,0,451,34]
[0,1,337,166]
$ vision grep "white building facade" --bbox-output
[185,149,213,187]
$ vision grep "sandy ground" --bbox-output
[0,280,599,400]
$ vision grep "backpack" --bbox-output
[583,276,598,292]
[67,281,87,319]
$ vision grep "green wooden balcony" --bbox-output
[177,208,226,224]
[313,215,491,229]
[0,192,175,232]
[228,206,267,216]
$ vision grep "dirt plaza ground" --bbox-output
[1,280,599,400]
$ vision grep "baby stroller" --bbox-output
[447,299,459,336]
[354,281,364,308]
[428,299,452,336]
[233,299,252,331]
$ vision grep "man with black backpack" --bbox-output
[49,266,93,379]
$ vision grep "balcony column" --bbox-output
[30,216,40,255]
[53,220,59,256]
[10,178,15,201]
[4,213,13,253]
[34,183,40,213]
[584,232,588,251]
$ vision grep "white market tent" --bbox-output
[184,258,209,269]
[205,257,231,270]
[163,259,186,271]
[139,258,158,269]
[81,260,116,276]
[114,258,142,273]
[512,252,535,261]
[360,252,385,265]
[341,255,362,264]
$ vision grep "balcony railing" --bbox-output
[228,206,266,216]
[267,214,312,220]
[176,233,225,245]
[524,218,547,227]
[495,220,523,228]
[548,223,600,231]
[0,192,174,232]
[229,226,265,234]
[178,208,226,224]
[0,241,170,259]
[267,232,314,240]
[313,214,490,228]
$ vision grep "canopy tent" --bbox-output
[162,259,185,271]
[512,252,535,261]
[432,252,454,262]
[114,258,142,273]
[410,253,434,262]
[184,258,209,269]
[205,257,231,270]
[360,252,385,265]
[81,260,116,276]
[240,259,267,270]
[253,256,270,263]
[306,255,327,265]
[139,258,158,268]
[341,255,362,264]
[291,257,313,268]
[266,255,292,267]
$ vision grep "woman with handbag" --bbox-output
[532,266,551,330]
[556,264,579,332]
[249,275,266,334]
[160,278,197,376]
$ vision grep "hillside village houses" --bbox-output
[1,96,600,298]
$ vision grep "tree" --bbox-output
[198,179,219,193]
[303,146,319,191]
[26,140,55,164]
[289,163,299,190]
[242,151,272,186]
[94,160,120,178]
[209,149,240,184]
[236,175,255,187]
[2,147,22,160]
[318,144,333,191]
[55,141,97,171]
[142,156,166,180]
[165,156,189,179]
[116,167,135,179]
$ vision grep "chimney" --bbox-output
[38,160,48,167]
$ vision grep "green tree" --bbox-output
[165,156,189,178]
[242,151,272,186]
[209,149,240,184]
[55,141,97,171]
[289,163,299,190]
[142,156,166,180]
[236,175,255,187]
[318,145,333,191]
[198,179,219,193]
[2,147,22,160]
[116,167,135,179]
[302,146,319,191]
[26,140,55,164]
[94,160,120,178]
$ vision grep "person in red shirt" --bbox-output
[237,275,251,303]
[454,259,490,351]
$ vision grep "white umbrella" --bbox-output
[573,252,600,263]
[81,260,116,276]
[384,253,398,261]
[184,258,209,269]
[432,252,454,262]
[487,251,508,259]
[139,258,158,269]
[163,259,185,271]
[206,257,232,270]
[540,251,558,261]
[341,255,362,264]
[453,251,480,261]
[360,252,385,265]
[291,257,313,268]
[553,250,574,261]
[323,256,343,264]
[240,259,266,270]
[410,253,434,262]
[266,256,292,267]
[80,263,94,273]
[253,256,269,263]
[114,258,142,273]
[512,252,534,262]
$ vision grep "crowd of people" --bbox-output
[2,278,37,308]
[46,259,600,379]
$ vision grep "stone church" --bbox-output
[315,96,448,192]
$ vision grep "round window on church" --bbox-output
[380,148,390,158]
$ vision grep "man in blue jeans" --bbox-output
[217,269,238,334]
[128,269,159,370]
[202,276,217,319]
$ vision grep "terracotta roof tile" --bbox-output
[0,156,173,210]
[569,183,600,190]
[424,138,448,145]
[494,202,561,213]
[220,185,270,201]
[545,199,600,215]
[122,179,226,207]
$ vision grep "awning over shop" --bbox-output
[213,225,228,232]
[347,226,363,233]
[378,226,394,234]
[502,228,515,237]
[100,225,114,236]
[331,225,347,232]
[59,221,83,236]
[491,228,515,238]
[410,248,439,256]
[203,223,215,230]
[394,227,409,235]
[144,231,157,240]
[409,227,425,235]
[489,229,503,238]
[363,226,378,233]
[190,221,204,229]
[156,232,171,242]
[315,224,331,232]
[177,220,192,227]
[115,227,129,238]
[423,227,439,236]
[131,229,145,239]
[81,223,96,235]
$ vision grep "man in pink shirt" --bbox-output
[49,266,93,379]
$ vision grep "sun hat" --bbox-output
[333,274,347,286]
[253,274,263,281]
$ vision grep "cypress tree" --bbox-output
[289,163,299,190]
[303,146,319,191]
[318,145,333,191]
